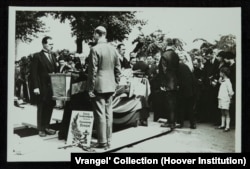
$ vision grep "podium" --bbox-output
[50,73,93,149]
[49,73,72,101]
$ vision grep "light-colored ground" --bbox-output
[116,109,236,153]
[117,122,235,153]
[8,103,236,162]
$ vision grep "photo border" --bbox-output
[1,0,249,169]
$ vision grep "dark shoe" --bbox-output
[57,106,64,110]
[224,128,230,132]
[175,123,183,128]
[161,123,175,130]
[58,132,66,140]
[140,120,148,126]
[190,124,197,129]
[39,131,46,137]
[161,123,170,128]
[45,128,56,135]
[216,126,225,129]
[93,143,108,149]
[132,119,140,127]
[170,123,175,130]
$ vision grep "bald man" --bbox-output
[87,26,121,149]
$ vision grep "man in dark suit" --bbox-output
[203,48,220,124]
[117,43,130,69]
[158,41,179,130]
[31,36,58,137]
[87,26,121,148]
[129,57,137,69]
[177,60,197,129]
[150,51,166,122]
[58,56,71,73]
[147,55,158,82]
[132,54,149,77]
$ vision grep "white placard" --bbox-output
[66,111,94,147]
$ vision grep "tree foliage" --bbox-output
[15,11,146,52]
[50,11,146,52]
[215,34,236,54]
[16,11,47,43]
[193,34,236,55]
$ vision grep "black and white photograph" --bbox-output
[7,7,241,161]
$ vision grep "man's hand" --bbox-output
[160,86,166,91]
[88,91,96,98]
[112,91,117,97]
[211,80,217,87]
[218,77,223,84]
[34,88,40,95]
[141,78,147,84]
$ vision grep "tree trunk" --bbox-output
[76,37,83,53]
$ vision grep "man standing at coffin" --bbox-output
[117,43,131,69]
[87,26,121,148]
[31,36,58,137]
[158,39,180,130]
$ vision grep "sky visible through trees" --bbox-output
[14,8,241,60]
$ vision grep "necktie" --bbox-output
[44,50,53,64]
[48,53,53,63]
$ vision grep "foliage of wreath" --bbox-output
[71,113,82,145]
[132,29,186,57]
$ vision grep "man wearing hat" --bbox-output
[87,26,121,148]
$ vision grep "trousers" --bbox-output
[92,93,113,144]
[163,91,177,125]
[37,99,55,131]
[177,95,195,125]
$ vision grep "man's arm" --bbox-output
[159,53,167,74]
[227,80,234,99]
[114,51,121,84]
[30,53,40,94]
[87,48,98,95]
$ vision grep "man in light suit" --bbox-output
[31,36,58,137]
[87,26,121,148]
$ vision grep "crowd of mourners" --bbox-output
[14,38,236,132]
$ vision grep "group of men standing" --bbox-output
[29,25,235,150]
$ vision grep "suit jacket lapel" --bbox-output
[40,51,53,72]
